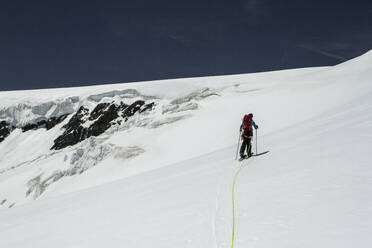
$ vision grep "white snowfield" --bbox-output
[0,50,372,248]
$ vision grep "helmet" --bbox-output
[249,113,253,118]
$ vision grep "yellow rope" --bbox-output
[231,142,251,248]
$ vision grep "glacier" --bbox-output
[0,51,371,247]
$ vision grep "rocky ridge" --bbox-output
[0,87,221,202]
[51,100,154,150]
[0,121,12,142]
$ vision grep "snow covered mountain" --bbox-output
[0,50,372,247]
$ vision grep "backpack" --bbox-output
[242,114,252,131]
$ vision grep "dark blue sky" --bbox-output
[1,0,371,91]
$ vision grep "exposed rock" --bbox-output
[122,100,145,119]
[140,102,155,113]
[64,106,90,132]
[51,106,90,150]
[0,121,13,142]
[89,104,120,137]
[22,122,43,132]
[52,126,88,150]
[8,203,15,208]
[22,114,69,132]
[89,102,111,120]
[0,199,6,205]
[52,101,154,150]
[46,115,69,129]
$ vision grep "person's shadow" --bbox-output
[252,151,270,157]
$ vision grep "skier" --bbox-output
[239,113,258,159]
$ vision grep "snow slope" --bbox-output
[0,50,372,247]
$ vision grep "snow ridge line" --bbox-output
[231,158,250,248]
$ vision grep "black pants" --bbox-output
[240,130,253,157]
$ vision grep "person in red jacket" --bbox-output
[240,113,258,159]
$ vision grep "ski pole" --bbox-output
[235,130,241,160]
[255,129,258,155]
